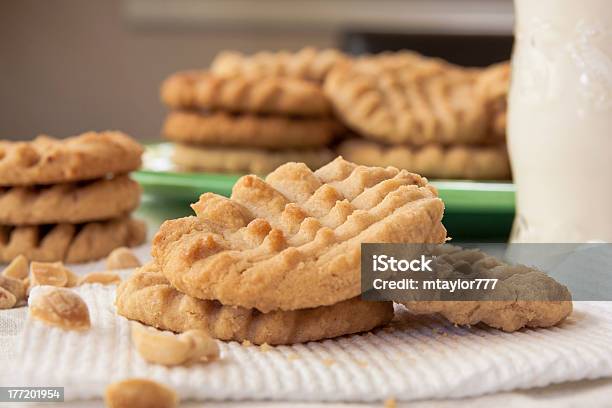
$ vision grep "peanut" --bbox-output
[65,268,80,288]
[2,255,29,280]
[30,262,70,287]
[0,275,26,303]
[0,286,16,309]
[104,378,178,408]
[106,247,141,270]
[29,287,90,331]
[131,323,219,366]
[181,329,220,363]
[78,271,121,286]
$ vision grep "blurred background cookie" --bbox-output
[0,132,146,263]
[0,132,142,186]
[160,55,348,175]
[210,47,349,83]
[163,111,342,149]
[161,71,331,117]
[338,139,510,180]
[172,143,334,175]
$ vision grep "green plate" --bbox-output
[134,143,516,240]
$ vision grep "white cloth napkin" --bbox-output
[11,248,612,403]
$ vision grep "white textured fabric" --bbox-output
[15,274,612,403]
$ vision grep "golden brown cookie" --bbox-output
[353,50,455,72]
[163,111,342,149]
[0,175,141,225]
[153,157,446,312]
[324,52,492,146]
[116,264,394,345]
[172,143,335,175]
[402,245,572,331]
[337,139,511,180]
[475,61,510,141]
[161,71,331,117]
[0,217,146,263]
[210,47,350,82]
[0,132,143,186]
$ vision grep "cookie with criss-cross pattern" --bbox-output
[0,175,141,225]
[153,157,446,312]
[210,47,349,82]
[337,139,511,180]
[163,111,342,149]
[172,143,334,175]
[161,71,331,117]
[116,263,394,345]
[0,132,143,186]
[475,61,510,141]
[0,216,146,263]
[401,244,572,332]
[324,51,497,146]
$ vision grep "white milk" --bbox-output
[508,0,612,242]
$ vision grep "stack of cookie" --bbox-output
[326,51,511,180]
[0,132,146,263]
[116,158,572,345]
[160,48,348,175]
[116,157,448,345]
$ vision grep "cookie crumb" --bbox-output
[241,340,253,347]
[287,353,300,361]
[355,359,368,367]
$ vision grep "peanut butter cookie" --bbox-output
[153,157,446,312]
[401,245,572,331]
[475,61,510,141]
[0,132,143,186]
[116,264,394,345]
[172,143,334,175]
[337,139,511,180]
[0,175,141,225]
[163,111,342,149]
[211,47,349,82]
[324,52,497,146]
[0,216,146,263]
[161,71,331,117]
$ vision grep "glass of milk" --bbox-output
[508,0,612,243]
